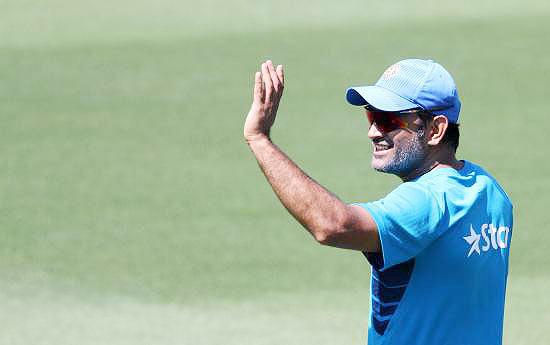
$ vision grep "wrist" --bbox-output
[245,133,271,146]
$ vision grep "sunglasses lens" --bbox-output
[366,111,375,125]
[366,110,407,133]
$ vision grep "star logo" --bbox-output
[463,225,481,257]
[381,63,401,80]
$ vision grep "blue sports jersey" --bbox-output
[358,160,513,345]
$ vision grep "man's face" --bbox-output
[367,112,429,178]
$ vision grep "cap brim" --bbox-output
[346,86,419,111]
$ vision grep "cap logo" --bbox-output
[381,63,401,80]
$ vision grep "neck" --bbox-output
[400,150,463,182]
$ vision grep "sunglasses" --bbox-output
[365,107,431,133]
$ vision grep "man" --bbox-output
[243,58,513,345]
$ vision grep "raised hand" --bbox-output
[243,60,285,142]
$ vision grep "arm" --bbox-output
[243,60,380,252]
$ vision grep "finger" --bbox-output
[276,65,284,88]
[266,60,280,92]
[261,62,273,99]
[253,71,262,103]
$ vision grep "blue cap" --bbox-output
[346,59,461,123]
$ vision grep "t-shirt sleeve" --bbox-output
[357,182,447,270]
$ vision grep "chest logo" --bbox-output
[463,224,511,257]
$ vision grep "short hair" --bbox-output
[441,123,460,152]
[418,112,460,152]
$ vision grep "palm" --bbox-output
[243,60,284,142]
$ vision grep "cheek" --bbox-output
[392,133,423,153]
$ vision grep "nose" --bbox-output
[367,122,383,139]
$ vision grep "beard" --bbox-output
[372,129,427,177]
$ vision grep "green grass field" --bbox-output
[2,1,550,344]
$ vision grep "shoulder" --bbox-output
[387,176,447,208]
[463,161,513,206]
[368,179,446,222]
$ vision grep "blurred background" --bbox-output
[2,0,549,344]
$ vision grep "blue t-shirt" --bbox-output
[358,160,513,345]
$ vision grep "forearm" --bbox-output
[243,60,379,251]
[247,136,350,243]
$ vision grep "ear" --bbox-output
[427,115,448,146]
